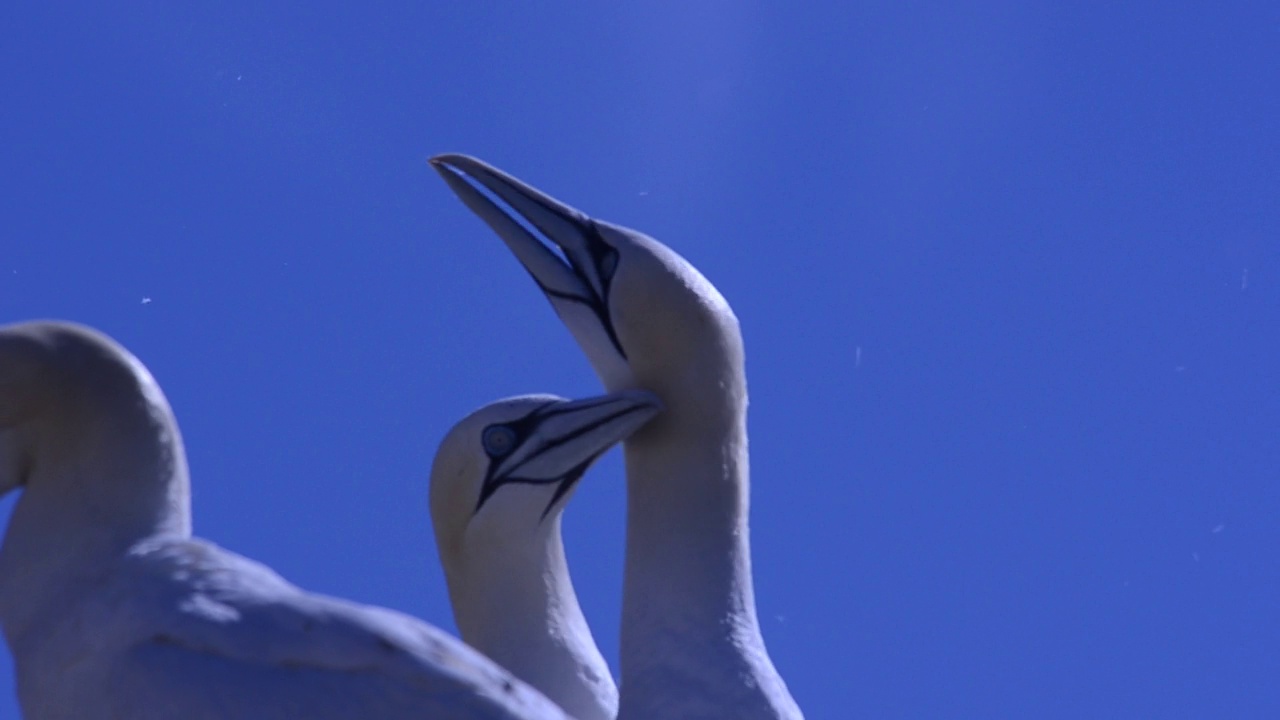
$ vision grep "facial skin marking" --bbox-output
[473,400,644,519]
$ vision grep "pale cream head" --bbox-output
[0,321,180,499]
[429,391,661,575]
[430,155,747,430]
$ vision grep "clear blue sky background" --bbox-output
[2,3,1277,717]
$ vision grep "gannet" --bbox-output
[431,391,660,720]
[431,155,804,719]
[0,320,570,720]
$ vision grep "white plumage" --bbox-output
[430,392,660,720]
[0,321,568,720]
[434,155,804,720]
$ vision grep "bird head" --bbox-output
[429,390,661,566]
[431,155,746,433]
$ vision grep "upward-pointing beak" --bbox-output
[430,154,629,362]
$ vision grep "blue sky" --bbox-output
[2,2,1277,717]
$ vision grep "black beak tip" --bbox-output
[428,156,453,176]
[429,153,476,170]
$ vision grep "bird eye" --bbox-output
[481,425,518,457]
[598,247,619,281]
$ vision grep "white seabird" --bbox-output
[431,392,661,720]
[432,155,804,720]
[0,320,570,720]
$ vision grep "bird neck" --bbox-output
[618,409,780,708]
[0,397,191,653]
[447,518,617,720]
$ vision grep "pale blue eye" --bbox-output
[481,425,517,457]
[598,247,619,281]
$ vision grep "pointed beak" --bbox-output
[430,154,629,363]
[431,154,597,296]
[478,390,662,516]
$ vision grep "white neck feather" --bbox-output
[618,417,754,664]
[618,408,800,719]
[0,391,190,655]
[447,517,617,720]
